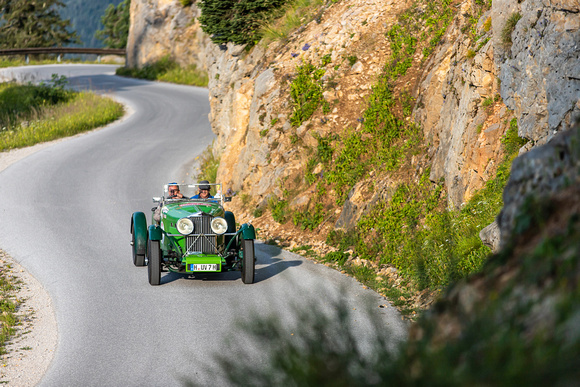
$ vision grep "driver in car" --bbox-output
[153,182,184,224]
[167,183,185,199]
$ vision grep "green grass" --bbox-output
[326,119,527,291]
[198,207,580,385]
[194,144,220,183]
[502,12,522,44]
[0,256,20,355]
[0,79,124,151]
[259,0,329,46]
[289,59,330,127]
[116,56,208,87]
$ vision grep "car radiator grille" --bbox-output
[186,217,218,254]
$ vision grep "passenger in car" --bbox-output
[191,180,214,199]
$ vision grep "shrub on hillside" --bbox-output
[198,0,287,46]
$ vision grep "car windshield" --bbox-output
[164,183,223,201]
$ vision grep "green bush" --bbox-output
[198,0,287,47]
[195,144,220,184]
[289,60,329,127]
[269,196,289,223]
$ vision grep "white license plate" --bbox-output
[191,264,219,271]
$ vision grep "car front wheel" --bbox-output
[148,240,161,286]
[241,239,255,284]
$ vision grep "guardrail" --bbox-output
[0,47,126,63]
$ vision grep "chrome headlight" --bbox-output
[211,217,228,235]
[176,218,194,235]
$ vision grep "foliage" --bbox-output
[293,202,325,230]
[0,258,18,355]
[95,0,130,49]
[0,79,123,151]
[60,0,124,48]
[0,74,71,128]
[501,12,522,44]
[0,0,80,48]
[197,212,580,386]
[116,56,209,87]
[260,0,329,45]
[289,59,329,127]
[327,120,526,290]
[198,0,287,47]
[269,196,289,223]
[195,144,220,184]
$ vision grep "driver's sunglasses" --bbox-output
[201,189,209,192]
[169,189,178,193]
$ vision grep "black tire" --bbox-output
[148,239,161,286]
[241,239,255,284]
[132,225,145,267]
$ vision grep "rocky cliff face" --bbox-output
[126,0,211,70]
[126,0,579,248]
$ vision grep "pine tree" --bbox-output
[0,0,80,48]
[95,0,130,49]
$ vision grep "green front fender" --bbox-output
[148,224,162,241]
[239,223,256,240]
[131,212,147,256]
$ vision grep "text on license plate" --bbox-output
[190,264,219,271]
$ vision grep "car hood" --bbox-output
[163,201,224,220]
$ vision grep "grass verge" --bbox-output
[116,56,209,87]
[0,251,20,356]
[0,80,124,152]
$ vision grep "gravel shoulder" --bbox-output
[0,250,56,386]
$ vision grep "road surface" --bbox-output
[0,65,408,386]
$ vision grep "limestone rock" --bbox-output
[497,124,580,249]
[479,221,500,253]
[126,0,211,70]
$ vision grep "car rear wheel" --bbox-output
[241,239,255,284]
[132,225,145,267]
[148,240,161,286]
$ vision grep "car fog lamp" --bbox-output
[211,217,228,235]
[177,218,194,235]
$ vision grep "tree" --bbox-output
[0,0,80,48]
[95,0,130,49]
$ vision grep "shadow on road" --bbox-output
[156,242,303,285]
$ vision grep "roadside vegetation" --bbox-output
[194,144,220,183]
[0,251,20,356]
[193,201,580,385]
[0,75,124,151]
[116,56,209,87]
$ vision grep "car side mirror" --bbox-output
[224,196,232,202]
[152,197,161,203]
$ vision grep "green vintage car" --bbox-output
[130,183,256,286]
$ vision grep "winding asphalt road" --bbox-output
[0,65,407,386]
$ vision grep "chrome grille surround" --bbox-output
[185,215,218,254]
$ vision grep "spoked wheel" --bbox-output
[132,225,145,267]
[241,239,255,284]
[148,239,161,286]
